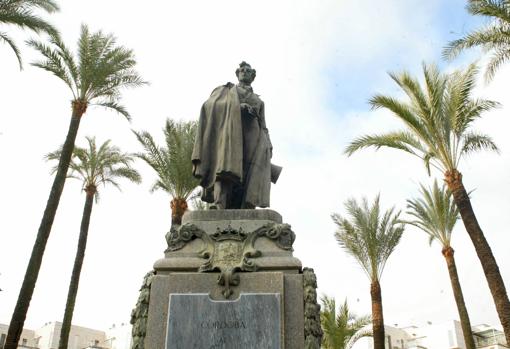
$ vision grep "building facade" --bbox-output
[0,322,132,349]
[370,320,508,349]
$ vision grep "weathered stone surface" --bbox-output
[182,209,282,224]
[145,210,306,348]
[179,209,283,238]
[283,273,304,349]
[166,293,280,349]
[146,272,303,349]
[156,209,301,274]
[130,271,155,349]
[303,268,322,349]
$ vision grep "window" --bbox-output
[448,330,454,347]
[22,338,27,346]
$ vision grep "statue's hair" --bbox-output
[235,61,256,80]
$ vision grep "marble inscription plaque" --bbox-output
[166,293,281,349]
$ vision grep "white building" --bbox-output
[364,320,508,349]
[0,321,132,349]
[105,323,132,349]
[0,324,37,348]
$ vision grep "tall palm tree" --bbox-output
[4,26,145,349]
[443,0,510,81]
[133,119,199,227]
[47,137,141,349]
[320,296,372,349]
[344,63,510,344]
[332,196,404,349]
[404,180,475,349]
[0,0,59,69]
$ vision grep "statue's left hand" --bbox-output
[241,103,257,117]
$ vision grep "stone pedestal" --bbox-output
[141,209,320,349]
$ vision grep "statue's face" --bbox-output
[237,65,255,84]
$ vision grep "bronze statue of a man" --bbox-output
[192,62,280,209]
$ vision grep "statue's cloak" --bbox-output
[192,82,272,207]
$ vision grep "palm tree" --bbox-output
[345,63,510,344]
[0,0,59,69]
[320,296,372,349]
[443,0,510,81]
[47,137,141,349]
[4,26,145,349]
[133,119,199,227]
[404,180,475,349]
[332,196,404,349]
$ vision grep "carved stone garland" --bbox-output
[303,267,323,349]
[130,270,155,349]
[166,222,295,298]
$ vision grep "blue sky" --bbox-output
[321,0,486,113]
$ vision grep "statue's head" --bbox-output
[235,61,256,84]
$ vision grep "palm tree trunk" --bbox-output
[5,101,86,349]
[442,246,476,349]
[445,169,510,344]
[370,280,385,349]
[170,197,188,226]
[59,186,95,349]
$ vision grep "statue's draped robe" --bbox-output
[192,83,272,208]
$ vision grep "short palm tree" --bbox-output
[404,180,475,349]
[321,296,372,349]
[332,196,404,349]
[47,137,141,349]
[443,0,510,81]
[4,25,145,349]
[345,63,510,344]
[134,119,199,227]
[0,0,59,69]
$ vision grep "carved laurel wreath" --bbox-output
[165,222,295,298]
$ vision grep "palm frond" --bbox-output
[0,3,58,36]
[46,32,79,89]
[461,131,499,154]
[403,180,459,248]
[92,101,130,120]
[0,0,60,13]
[333,196,404,282]
[320,295,372,349]
[443,25,510,60]
[467,0,510,22]
[345,325,373,349]
[486,46,510,81]
[46,137,141,198]
[27,23,146,117]
[369,95,426,138]
[75,25,147,104]
[0,31,22,68]
[345,131,425,158]
[443,0,510,80]
[27,37,75,94]
[388,70,430,120]
[348,62,497,175]
[134,119,199,201]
